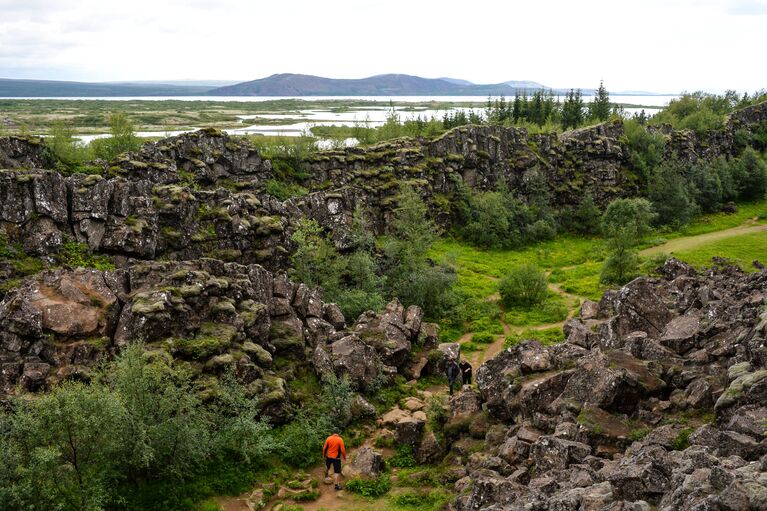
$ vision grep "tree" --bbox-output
[731,147,767,200]
[49,121,89,172]
[589,80,611,121]
[561,89,584,130]
[10,382,127,511]
[499,264,548,307]
[384,185,456,317]
[600,198,656,285]
[91,112,141,161]
[648,162,699,228]
[601,198,655,239]
[572,191,601,234]
[290,218,341,291]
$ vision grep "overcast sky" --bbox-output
[1,0,765,93]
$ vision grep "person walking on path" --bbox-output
[459,359,472,385]
[322,431,347,490]
[446,357,461,396]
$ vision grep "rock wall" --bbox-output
[451,259,767,510]
[0,260,436,418]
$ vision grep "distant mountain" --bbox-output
[439,77,474,86]
[108,80,242,87]
[0,78,213,97]
[504,80,547,90]
[0,75,668,98]
[208,73,522,96]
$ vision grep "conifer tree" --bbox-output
[589,80,611,121]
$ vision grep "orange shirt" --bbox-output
[322,434,346,459]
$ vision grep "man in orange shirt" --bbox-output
[322,430,347,490]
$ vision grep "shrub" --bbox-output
[671,427,694,451]
[499,264,548,307]
[321,372,354,429]
[276,410,332,469]
[388,445,417,468]
[731,147,767,200]
[471,332,494,344]
[648,162,698,228]
[345,474,391,498]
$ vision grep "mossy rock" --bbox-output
[243,341,273,367]
[173,322,238,359]
[131,294,167,315]
[715,369,767,410]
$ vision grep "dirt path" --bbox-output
[640,222,767,257]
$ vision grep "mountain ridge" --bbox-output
[0,75,669,97]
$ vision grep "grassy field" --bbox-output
[431,199,767,350]
[0,98,485,135]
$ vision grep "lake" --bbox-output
[14,94,677,143]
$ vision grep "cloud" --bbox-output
[0,0,764,92]
[726,0,767,14]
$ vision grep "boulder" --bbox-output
[343,446,383,479]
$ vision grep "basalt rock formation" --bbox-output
[0,260,436,420]
[447,259,767,511]
[2,102,767,277]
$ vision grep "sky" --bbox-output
[1,0,766,93]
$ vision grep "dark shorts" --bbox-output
[325,456,341,474]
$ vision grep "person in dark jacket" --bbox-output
[459,359,472,385]
[446,357,461,396]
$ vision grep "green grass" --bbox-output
[503,292,570,327]
[505,327,565,347]
[670,230,767,270]
[672,201,767,237]
[547,261,605,301]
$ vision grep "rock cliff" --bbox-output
[449,259,767,510]
[0,261,436,420]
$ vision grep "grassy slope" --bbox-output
[430,199,767,349]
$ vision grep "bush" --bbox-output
[275,410,332,469]
[498,264,548,307]
[345,474,391,498]
[321,372,354,429]
[571,192,601,235]
[648,161,698,228]
[731,147,767,200]
[471,332,494,344]
[388,444,418,468]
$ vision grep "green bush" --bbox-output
[275,410,332,469]
[264,179,309,200]
[498,264,548,307]
[345,474,391,498]
[59,241,115,271]
[388,445,417,468]
[321,372,354,429]
[471,332,494,344]
[671,427,694,451]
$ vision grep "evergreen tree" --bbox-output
[589,80,611,121]
[512,92,522,122]
[561,89,584,130]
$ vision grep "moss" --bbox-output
[213,299,236,314]
[131,294,168,315]
[161,227,183,240]
[173,323,238,359]
[716,369,767,409]
[124,216,147,233]
[671,427,694,451]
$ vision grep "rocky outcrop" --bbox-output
[3,101,767,278]
[0,261,431,420]
[455,259,767,511]
[0,136,53,170]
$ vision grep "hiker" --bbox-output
[459,359,472,385]
[446,356,461,396]
[322,430,347,490]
